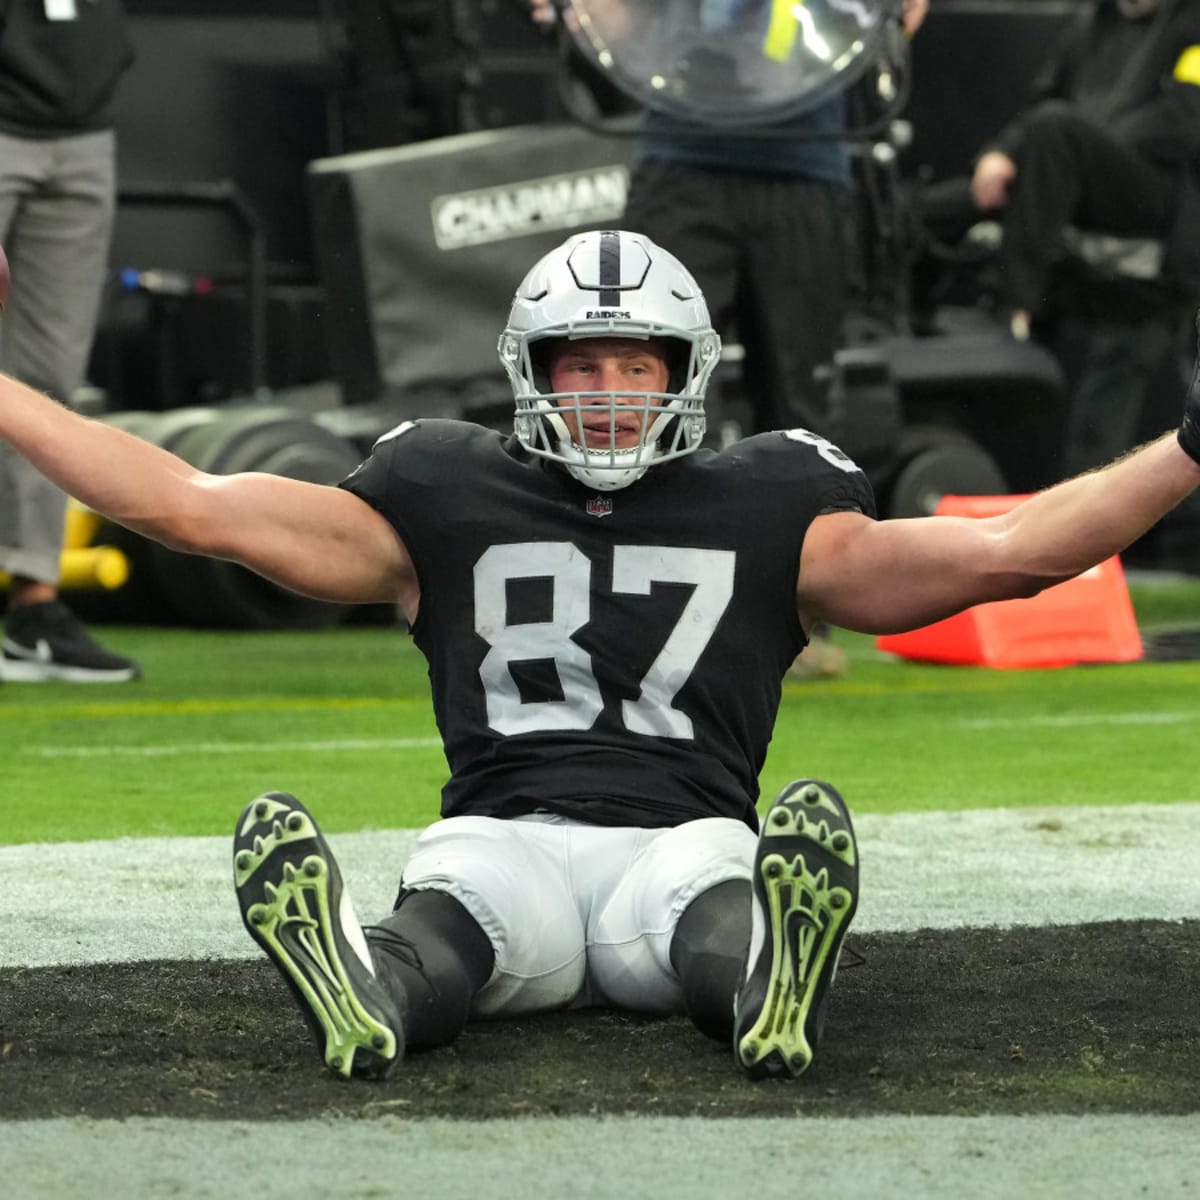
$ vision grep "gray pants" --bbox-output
[0,128,116,584]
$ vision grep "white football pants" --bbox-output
[400,812,757,1018]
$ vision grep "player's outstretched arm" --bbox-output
[0,372,416,609]
[799,335,1200,635]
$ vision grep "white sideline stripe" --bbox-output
[23,736,444,758]
[3,803,1198,969]
[2,1115,1198,1200]
[960,710,1200,729]
[23,711,1200,755]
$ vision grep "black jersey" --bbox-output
[341,421,874,831]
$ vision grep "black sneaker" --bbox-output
[1,600,141,682]
[733,779,859,1079]
[233,791,405,1079]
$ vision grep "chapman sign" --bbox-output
[432,165,629,250]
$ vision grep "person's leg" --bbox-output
[622,159,741,438]
[235,801,589,1077]
[621,159,740,328]
[908,175,996,328]
[736,175,848,435]
[364,887,494,1050]
[998,102,1179,318]
[590,782,859,1076]
[0,135,66,597]
[732,176,852,676]
[1062,316,1176,476]
[0,130,139,681]
[914,175,983,246]
[585,816,755,1024]
[0,129,114,573]
[396,813,590,1020]
[668,877,751,1041]
[788,620,848,679]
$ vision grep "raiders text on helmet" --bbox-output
[498,229,722,490]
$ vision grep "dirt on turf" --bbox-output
[2,920,1198,1121]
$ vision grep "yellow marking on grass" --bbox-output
[25,737,444,759]
[0,695,425,722]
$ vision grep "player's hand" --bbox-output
[970,151,1016,211]
[903,0,929,37]
[1177,312,1200,465]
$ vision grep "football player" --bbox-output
[3,229,1200,1080]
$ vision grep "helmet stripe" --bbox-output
[598,229,621,306]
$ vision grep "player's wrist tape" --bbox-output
[1180,356,1200,465]
[1179,417,1200,466]
[1180,314,1200,465]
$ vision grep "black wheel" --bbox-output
[142,405,226,453]
[99,407,223,449]
[148,407,365,630]
[886,425,1008,518]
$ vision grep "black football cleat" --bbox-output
[1,600,140,683]
[733,779,859,1079]
[233,791,405,1079]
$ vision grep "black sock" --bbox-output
[669,879,752,1043]
[365,889,495,1050]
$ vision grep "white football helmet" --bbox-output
[498,229,722,490]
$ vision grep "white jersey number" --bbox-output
[473,542,735,738]
[784,427,859,473]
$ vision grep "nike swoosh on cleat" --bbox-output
[276,916,341,990]
[1,637,53,663]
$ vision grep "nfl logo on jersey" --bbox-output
[586,496,614,518]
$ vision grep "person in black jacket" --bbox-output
[914,0,1200,481]
[0,0,140,682]
[928,0,1200,340]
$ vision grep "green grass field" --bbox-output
[5,577,1200,1200]
[6,577,1200,845]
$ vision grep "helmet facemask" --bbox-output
[498,231,722,491]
